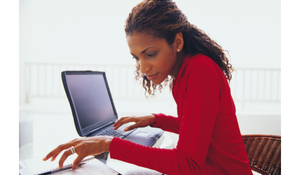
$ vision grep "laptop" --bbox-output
[61,70,164,148]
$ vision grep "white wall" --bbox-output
[19,0,281,135]
[176,0,280,69]
[20,0,280,66]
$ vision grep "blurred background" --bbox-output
[19,0,281,160]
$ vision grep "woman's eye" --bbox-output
[147,52,157,57]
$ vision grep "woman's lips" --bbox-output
[147,73,158,80]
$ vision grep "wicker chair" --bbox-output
[242,135,281,175]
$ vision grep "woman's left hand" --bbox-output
[43,136,113,170]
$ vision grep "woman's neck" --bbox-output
[169,51,187,79]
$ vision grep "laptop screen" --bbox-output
[63,71,118,136]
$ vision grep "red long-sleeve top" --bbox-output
[110,54,253,175]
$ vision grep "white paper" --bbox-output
[19,155,119,175]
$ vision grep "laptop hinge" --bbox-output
[89,121,114,134]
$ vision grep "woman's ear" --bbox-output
[174,33,184,52]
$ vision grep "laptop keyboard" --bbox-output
[94,123,136,161]
[97,123,134,138]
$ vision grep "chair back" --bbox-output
[242,135,281,175]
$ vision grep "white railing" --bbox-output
[23,62,281,111]
[230,68,281,108]
[24,62,170,103]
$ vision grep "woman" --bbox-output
[43,0,253,174]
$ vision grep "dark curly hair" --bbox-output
[125,0,234,97]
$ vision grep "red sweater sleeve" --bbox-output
[110,138,180,174]
[151,113,180,134]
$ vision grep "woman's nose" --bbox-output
[139,60,151,74]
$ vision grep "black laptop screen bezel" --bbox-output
[61,70,118,136]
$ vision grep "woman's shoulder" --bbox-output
[177,54,222,80]
[184,54,218,71]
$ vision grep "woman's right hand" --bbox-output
[113,114,156,131]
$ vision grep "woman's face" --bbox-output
[126,32,178,85]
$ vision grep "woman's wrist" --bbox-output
[150,114,157,125]
[102,136,114,152]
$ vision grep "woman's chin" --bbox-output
[151,78,164,85]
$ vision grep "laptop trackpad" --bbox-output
[123,127,164,147]
[135,131,150,137]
